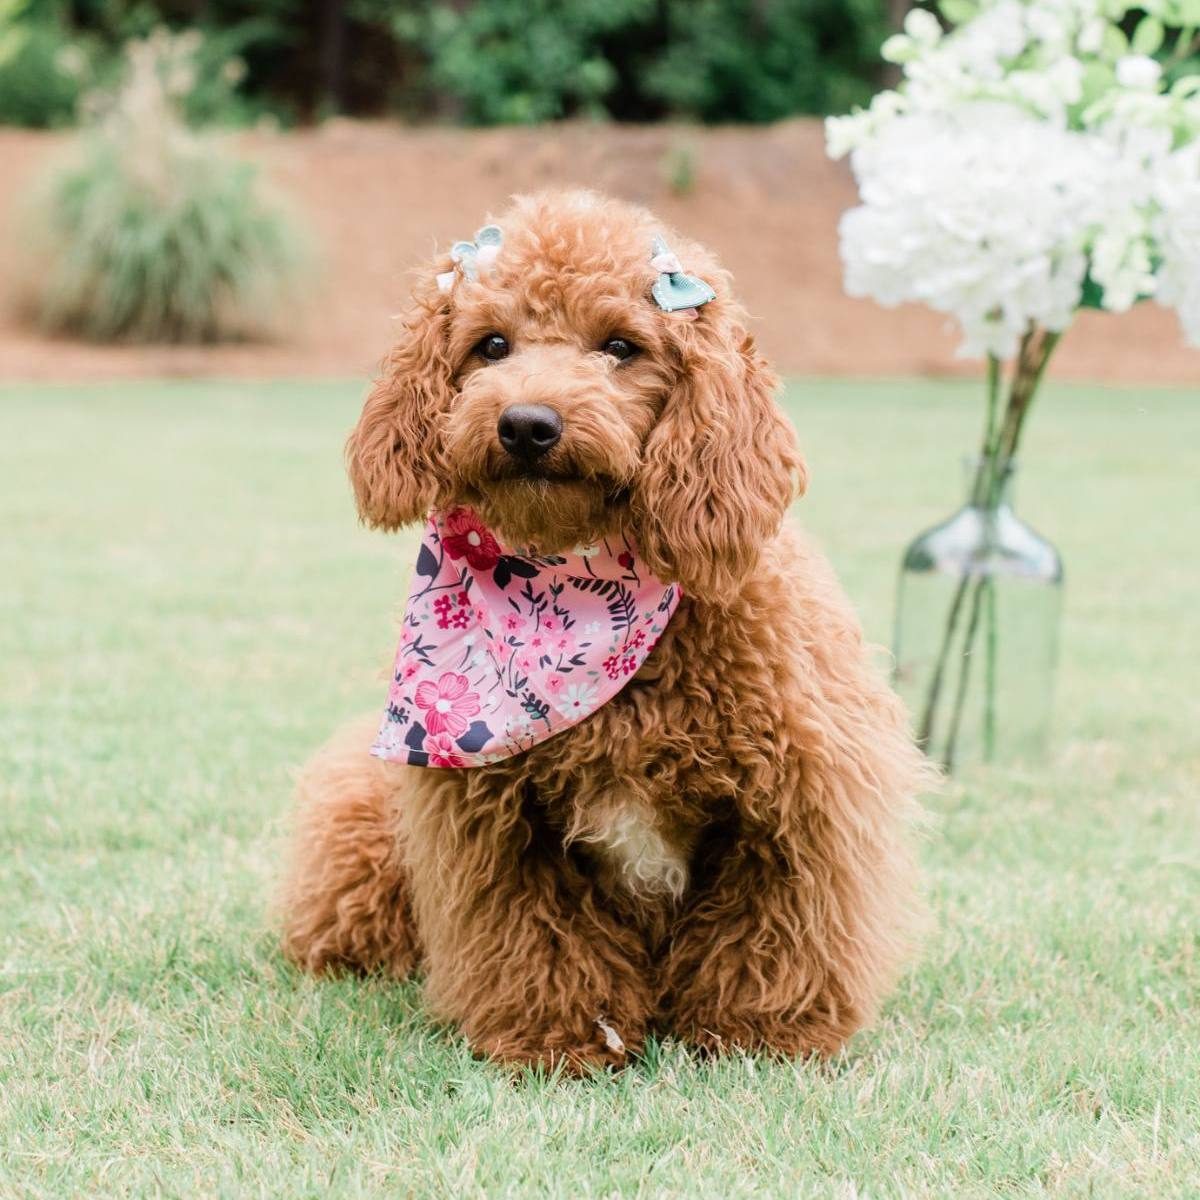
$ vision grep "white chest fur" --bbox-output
[577,797,689,901]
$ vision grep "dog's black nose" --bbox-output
[497,404,562,461]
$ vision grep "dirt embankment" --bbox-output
[1,119,1196,384]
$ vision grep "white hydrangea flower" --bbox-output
[825,90,907,159]
[1080,124,1162,311]
[839,104,1112,357]
[1025,5,1070,50]
[1115,55,1163,91]
[957,1,1029,65]
[1154,145,1200,347]
[1007,56,1083,119]
[1077,16,1106,53]
[827,0,1200,358]
[903,7,944,46]
[1090,218,1157,312]
[880,34,915,64]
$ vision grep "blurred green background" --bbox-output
[0,0,894,128]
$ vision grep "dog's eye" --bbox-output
[602,338,637,362]
[477,334,509,362]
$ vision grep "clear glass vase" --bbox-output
[893,460,1063,770]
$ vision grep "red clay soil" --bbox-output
[1,119,1197,385]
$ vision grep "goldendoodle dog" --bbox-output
[281,189,929,1071]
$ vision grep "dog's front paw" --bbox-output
[474,1014,642,1075]
[674,1008,847,1061]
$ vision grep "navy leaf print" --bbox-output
[409,633,437,667]
[566,577,636,632]
[456,721,493,753]
[492,559,512,589]
[505,556,540,579]
[568,577,618,598]
[405,721,427,752]
[415,542,439,579]
[608,587,637,632]
[520,582,547,611]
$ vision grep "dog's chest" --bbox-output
[576,797,690,901]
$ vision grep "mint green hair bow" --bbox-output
[649,235,716,314]
[437,224,503,292]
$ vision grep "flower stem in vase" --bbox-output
[914,352,1002,752]
[919,327,1062,769]
[941,572,989,772]
[984,575,998,761]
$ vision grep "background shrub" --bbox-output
[26,30,306,343]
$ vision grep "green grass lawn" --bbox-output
[2,377,1198,1198]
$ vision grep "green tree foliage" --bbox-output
[0,0,893,127]
[412,0,656,124]
[645,0,890,121]
[0,0,87,126]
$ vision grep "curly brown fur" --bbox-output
[281,190,933,1072]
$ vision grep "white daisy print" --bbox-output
[561,683,600,715]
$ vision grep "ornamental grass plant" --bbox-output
[25,30,306,344]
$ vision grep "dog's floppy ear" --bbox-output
[346,280,454,530]
[632,311,806,602]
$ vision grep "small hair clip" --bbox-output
[650,234,715,314]
[439,224,504,292]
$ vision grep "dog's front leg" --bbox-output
[403,771,653,1073]
[660,816,886,1060]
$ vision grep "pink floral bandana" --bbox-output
[370,508,681,767]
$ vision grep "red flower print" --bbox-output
[434,588,476,630]
[402,661,421,681]
[442,508,501,570]
[621,655,638,675]
[631,629,646,649]
[542,673,565,696]
[414,671,481,737]
[542,615,560,633]
[502,612,525,635]
[426,732,467,768]
[617,550,635,570]
[603,654,621,679]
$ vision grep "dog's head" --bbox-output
[347,190,805,601]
